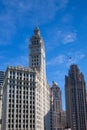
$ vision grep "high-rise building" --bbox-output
[29,27,50,130]
[60,110,66,129]
[64,127,71,130]
[2,27,50,130]
[65,64,87,130]
[29,27,46,81]
[0,71,4,130]
[0,71,4,86]
[86,93,87,129]
[50,81,66,130]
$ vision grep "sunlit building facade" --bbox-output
[2,27,50,130]
[0,71,4,86]
[0,71,4,130]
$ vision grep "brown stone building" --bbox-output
[65,64,87,130]
[50,81,66,130]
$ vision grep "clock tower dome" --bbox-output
[29,27,46,80]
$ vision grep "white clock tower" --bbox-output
[29,27,50,130]
[2,27,50,130]
[29,27,46,81]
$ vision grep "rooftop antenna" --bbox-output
[35,20,39,28]
[34,20,40,36]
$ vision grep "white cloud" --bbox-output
[0,0,69,45]
[10,56,28,67]
[79,54,85,59]
[0,13,16,45]
[62,32,77,44]
[46,29,77,49]
[20,37,29,50]
[66,52,85,65]
[0,55,28,70]
[47,55,66,65]
[57,31,77,44]
[47,52,85,66]
[2,0,69,23]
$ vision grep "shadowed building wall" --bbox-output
[65,64,87,130]
[51,81,66,130]
[0,71,4,130]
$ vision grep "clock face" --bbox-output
[32,48,39,52]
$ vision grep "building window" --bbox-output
[8,124,10,128]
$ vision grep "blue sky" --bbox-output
[0,0,87,110]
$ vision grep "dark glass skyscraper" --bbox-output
[65,64,87,130]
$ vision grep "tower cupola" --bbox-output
[34,27,40,36]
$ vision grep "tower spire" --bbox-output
[35,20,39,28]
[29,27,46,80]
[34,26,40,36]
